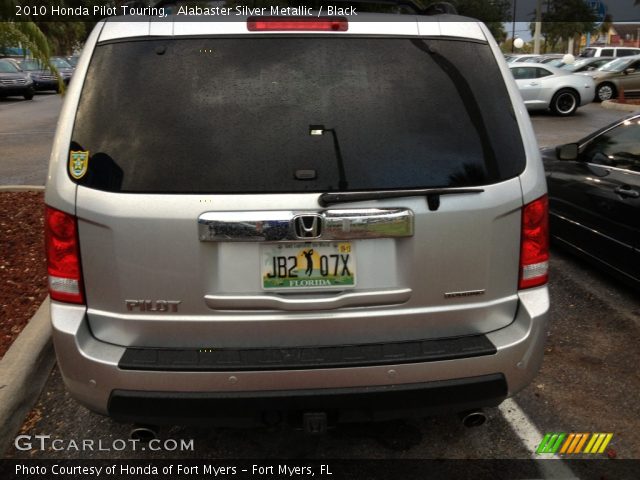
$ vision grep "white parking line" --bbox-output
[499,398,578,479]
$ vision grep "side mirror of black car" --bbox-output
[556,143,579,161]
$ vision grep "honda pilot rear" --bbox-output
[45,10,549,428]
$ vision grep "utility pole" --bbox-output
[533,0,542,54]
[511,0,517,53]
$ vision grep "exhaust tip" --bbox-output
[460,410,486,428]
[130,425,158,442]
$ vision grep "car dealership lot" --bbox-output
[0,94,61,185]
[1,97,639,465]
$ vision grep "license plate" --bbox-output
[261,242,356,290]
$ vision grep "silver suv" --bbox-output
[45,10,549,429]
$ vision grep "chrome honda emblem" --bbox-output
[293,214,322,239]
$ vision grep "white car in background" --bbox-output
[510,63,595,116]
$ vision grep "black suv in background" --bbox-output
[17,59,61,92]
[0,59,34,100]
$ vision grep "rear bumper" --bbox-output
[0,85,31,96]
[51,287,549,424]
[32,79,59,91]
[109,375,507,426]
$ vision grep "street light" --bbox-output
[511,0,517,53]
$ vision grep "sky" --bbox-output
[507,0,640,23]
[504,1,640,42]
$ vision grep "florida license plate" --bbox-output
[261,242,356,290]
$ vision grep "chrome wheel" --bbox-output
[597,84,614,102]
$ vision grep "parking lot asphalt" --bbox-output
[0,97,639,470]
[529,103,627,148]
[0,94,62,185]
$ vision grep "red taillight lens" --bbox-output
[247,16,348,31]
[45,206,84,304]
[519,195,549,289]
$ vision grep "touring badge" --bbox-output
[69,150,89,179]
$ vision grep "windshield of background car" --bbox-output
[19,60,42,71]
[71,37,526,193]
[0,60,19,73]
[580,48,596,57]
[599,57,633,72]
[51,58,71,68]
[563,59,588,71]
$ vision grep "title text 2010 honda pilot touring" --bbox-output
[45,8,549,430]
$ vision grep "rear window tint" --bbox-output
[71,37,525,193]
[616,49,639,57]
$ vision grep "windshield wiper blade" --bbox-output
[318,187,484,210]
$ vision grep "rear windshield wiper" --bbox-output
[318,187,484,210]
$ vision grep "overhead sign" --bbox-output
[587,0,607,28]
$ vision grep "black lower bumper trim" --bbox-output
[118,335,496,372]
[108,374,508,426]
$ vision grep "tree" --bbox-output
[448,0,510,42]
[0,11,53,66]
[530,0,597,52]
[35,22,86,55]
[0,1,61,89]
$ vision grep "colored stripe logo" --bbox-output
[536,433,613,455]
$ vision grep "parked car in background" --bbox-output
[0,58,34,100]
[510,63,594,116]
[533,54,565,64]
[543,59,567,68]
[542,114,640,289]
[561,57,614,73]
[66,55,79,68]
[50,56,74,82]
[580,46,640,58]
[583,55,640,102]
[18,59,62,92]
[507,54,541,63]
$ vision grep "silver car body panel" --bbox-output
[75,180,522,347]
[511,63,595,111]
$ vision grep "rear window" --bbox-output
[616,49,639,57]
[71,37,525,193]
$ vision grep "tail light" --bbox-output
[519,195,549,289]
[247,16,348,31]
[45,206,84,304]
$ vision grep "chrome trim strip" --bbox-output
[585,162,640,177]
[550,211,632,249]
[552,237,639,282]
[204,288,412,311]
[198,208,414,242]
